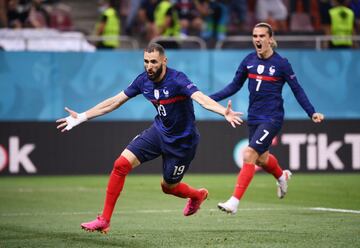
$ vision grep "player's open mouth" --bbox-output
[256,43,262,49]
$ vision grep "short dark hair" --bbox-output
[144,43,165,56]
[254,22,274,37]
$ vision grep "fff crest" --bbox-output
[257,65,265,74]
[163,88,169,98]
[154,89,160,99]
[269,66,276,76]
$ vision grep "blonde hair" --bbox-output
[271,39,278,49]
[254,22,278,49]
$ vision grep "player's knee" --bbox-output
[256,158,266,167]
[256,154,268,167]
[243,147,258,163]
[113,156,132,176]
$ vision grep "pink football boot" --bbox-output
[81,216,110,234]
[183,188,208,216]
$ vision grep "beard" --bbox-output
[146,64,163,81]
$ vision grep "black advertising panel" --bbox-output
[0,120,359,175]
[195,120,360,173]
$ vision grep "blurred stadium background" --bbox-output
[0,0,359,247]
[1,0,360,175]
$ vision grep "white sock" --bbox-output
[278,173,286,182]
[227,196,240,208]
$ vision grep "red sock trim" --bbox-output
[263,154,283,179]
[161,182,201,199]
[232,163,255,200]
[102,156,132,222]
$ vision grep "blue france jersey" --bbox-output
[211,52,315,126]
[124,67,199,147]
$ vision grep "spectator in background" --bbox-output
[26,0,50,28]
[329,0,356,48]
[318,0,332,30]
[174,0,203,36]
[123,0,141,36]
[7,0,25,28]
[95,0,120,49]
[255,0,288,32]
[154,0,181,37]
[288,0,314,32]
[118,0,130,33]
[317,0,332,47]
[138,0,160,42]
[289,0,311,13]
[227,0,247,34]
[307,0,322,31]
[49,2,72,31]
[197,0,229,42]
[350,0,360,33]
[0,0,7,27]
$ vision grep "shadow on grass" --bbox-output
[0,224,148,248]
[0,223,310,248]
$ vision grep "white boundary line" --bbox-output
[309,207,360,214]
[1,207,359,217]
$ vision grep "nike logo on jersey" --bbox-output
[255,140,263,145]
[247,65,254,69]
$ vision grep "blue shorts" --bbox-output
[127,125,198,184]
[248,123,281,155]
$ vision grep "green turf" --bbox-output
[0,174,359,248]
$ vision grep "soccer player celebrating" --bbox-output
[210,23,324,214]
[56,43,243,233]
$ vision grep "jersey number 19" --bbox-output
[157,104,167,116]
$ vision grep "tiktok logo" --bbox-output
[0,136,37,174]
[282,133,360,170]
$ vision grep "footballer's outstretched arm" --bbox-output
[85,91,129,119]
[56,91,130,132]
[191,91,243,128]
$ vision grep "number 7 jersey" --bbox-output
[210,51,316,127]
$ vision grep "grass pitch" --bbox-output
[0,174,359,248]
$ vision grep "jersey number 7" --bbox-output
[256,79,262,91]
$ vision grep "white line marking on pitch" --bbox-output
[1,207,359,217]
[309,207,360,214]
